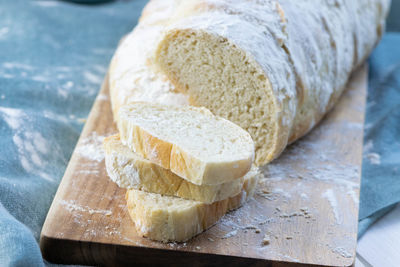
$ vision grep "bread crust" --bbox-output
[117,103,254,185]
[104,134,244,203]
[109,0,390,166]
[125,166,260,242]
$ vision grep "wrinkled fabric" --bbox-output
[0,0,398,266]
[0,1,146,266]
[358,33,400,237]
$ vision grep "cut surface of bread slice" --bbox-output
[104,134,243,204]
[125,167,260,242]
[153,6,294,167]
[117,102,254,185]
[152,0,390,166]
[109,0,389,167]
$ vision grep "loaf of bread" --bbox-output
[117,102,254,185]
[109,0,187,118]
[109,0,390,166]
[125,167,260,242]
[104,134,245,203]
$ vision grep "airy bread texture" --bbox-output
[117,102,254,185]
[153,0,390,165]
[109,0,389,165]
[104,134,244,203]
[125,167,260,242]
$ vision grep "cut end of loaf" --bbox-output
[154,29,281,166]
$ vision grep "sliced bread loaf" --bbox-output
[125,167,260,242]
[152,0,390,165]
[117,102,254,185]
[104,134,244,203]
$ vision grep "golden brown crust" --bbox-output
[124,166,259,242]
[110,0,390,167]
[117,103,254,185]
[125,189,243,242]
[104,134,244,203]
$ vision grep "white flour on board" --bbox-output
[76,132,106,162]
[199,110,362,263]
[322,189,340,224]
[96,94,109,101]
[332,246,353,258]
[60,199,112,216]
[222,230,238,239]
[54,61,364,264]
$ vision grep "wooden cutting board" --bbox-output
[40,65,367,267]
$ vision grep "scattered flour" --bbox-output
[363,139,381,165]
[332,247,353,258]
[0,27,9,39]
[31,75,49,82]
[366,153,381,165]
[76,132,106,162]
[64,81,74,89]
[96,94,109,101]
[274,253,301,263]
[363,139,374,153]
[364,123,373,130]
[271,188,291,199]
[43,110,70,124]
[347,190,359,204]
[322,189,340,224]
[84,71,103,84]
[300,193,309,199]
[1,107,54,182]
[57,81,74,99]
[60,199,112,216]
[32,1,59,7]
[3,62,34,71]
[57,88,68,99]
[222,230,238,239]
[1,73,14,79]
[78,169,100,175]
[0,106,24,129]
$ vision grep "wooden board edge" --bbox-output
[39,76,110,251]
[41,234,336,267]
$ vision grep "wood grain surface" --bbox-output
[40,65,367,267]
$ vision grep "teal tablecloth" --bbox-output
[0,1,399,266]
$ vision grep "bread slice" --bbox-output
[151,0,389,166]
[125,167,260,242]
[117,102,254,185]
[152,2,294,167]
[109,0,389,167]
[104,134,243,204]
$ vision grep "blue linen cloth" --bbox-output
[0,1,398,266]
[0,1,147,266]
[358,32,400,236]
